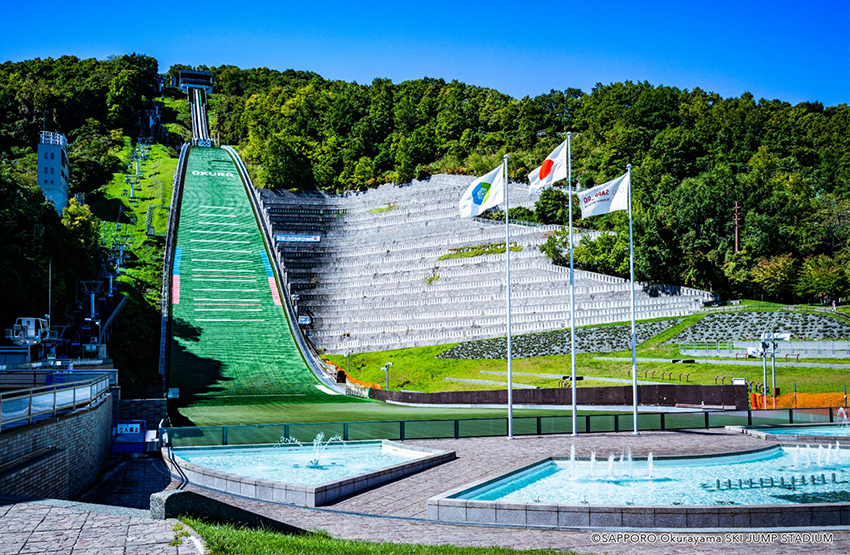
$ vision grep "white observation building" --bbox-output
[37,131,70,214]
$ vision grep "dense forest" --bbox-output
[2,55,848,347]
[180,64,850,302]
[0,55,161,392]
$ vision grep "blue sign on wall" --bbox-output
[112,420,147,453]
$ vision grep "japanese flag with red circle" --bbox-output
[528,138,568,193]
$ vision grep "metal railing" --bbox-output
[0,369,118,387]
[158,143,190,385]
[0,374,110,431]
[161,407,847,447]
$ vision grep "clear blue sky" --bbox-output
[2,0,848,105]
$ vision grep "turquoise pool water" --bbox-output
[173,442,424,485]
[756,425,850,437]
[455,445,850,506]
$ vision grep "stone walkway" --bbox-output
[79,457,172,510]
[165,429,850,553]
[0,499,201,555]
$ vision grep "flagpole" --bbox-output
[567,133,578,436]
[627,163,638,435]
[505,153,513,440]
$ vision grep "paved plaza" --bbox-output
[0,499,201,555]
[2,429,849,554]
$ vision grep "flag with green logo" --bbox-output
[458,164,505,218]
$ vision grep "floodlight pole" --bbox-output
[383,362,393,391]
[770,331,777,409]
[762,330,768,410]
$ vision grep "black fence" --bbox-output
[162,407,845,448]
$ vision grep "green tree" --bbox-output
[535,187,568,224]
[795,255,848,302]
[750,254,797,301]
[61,198,99,251]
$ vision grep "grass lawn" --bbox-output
[326,312,850,397]
[175,399,615,427]
[181,518,571,555]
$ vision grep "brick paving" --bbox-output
[0,499,200,555]
[80,457,172,510]
[167,429,849,553]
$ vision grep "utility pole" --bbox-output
[733,202,741,252]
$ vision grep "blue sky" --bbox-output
[2,0,848,105]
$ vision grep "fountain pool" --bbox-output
[734,420,850,442]
[750,425,850,438]
[428,445,850,528]
[164,439,454,507]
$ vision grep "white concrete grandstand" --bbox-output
[259,175,711,354]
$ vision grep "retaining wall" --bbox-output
[0,394,112,499]
[118,398,168,428]
[370,384,748,410]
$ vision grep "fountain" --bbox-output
[607,453,615,479]
[647,452,654,479]
[309,432,344,467]
[792,445,800,469]
[627,449,634,477]
[589,452,596,478]
[276,436,302,448]
[805,444,812,467]
[838,407,849,427]
[569,444,576,478]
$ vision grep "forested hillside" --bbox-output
[179,65,850,301]
[0,55,158,351]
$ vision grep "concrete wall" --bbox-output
[371,385,748,410]
[118,398,167,428]
[0,395,112,499]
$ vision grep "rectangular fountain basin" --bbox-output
[163,440,454,507]
[427,446,850,528]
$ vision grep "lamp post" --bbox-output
[383,362,393,391]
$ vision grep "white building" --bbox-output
[37,131,70,214]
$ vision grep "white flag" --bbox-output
[528,139,568,193]
[458,164,505,218]
[578,171,630,218]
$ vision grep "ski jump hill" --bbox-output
[162,85,357,417]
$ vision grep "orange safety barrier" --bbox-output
[322,359,382,390]
[751,392,849,410]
